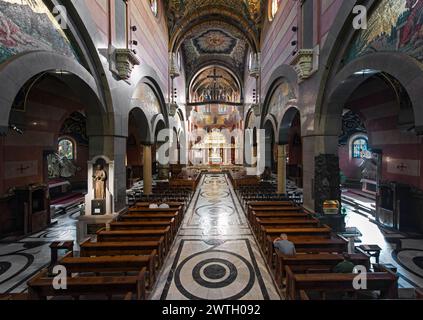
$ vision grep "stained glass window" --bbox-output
[58,138,75,160]
[352,138,368,159]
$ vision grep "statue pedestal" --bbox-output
[76,213,118,245]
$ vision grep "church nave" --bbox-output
[151,174,280,300]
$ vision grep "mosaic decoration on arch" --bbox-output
[268,81,297,122]
[345,0,423,64]
[0,0,79,64]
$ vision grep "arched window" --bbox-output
[58,138,75,160]
[150,0,158,17]
[352,137,368,159]
[269,0,281,21]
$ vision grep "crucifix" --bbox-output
[397,163,407,172]
[17,164,30,174]
[207,68,223,100]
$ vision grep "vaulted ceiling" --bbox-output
[165,0,264,83]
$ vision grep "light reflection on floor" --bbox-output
[343,204,423,288]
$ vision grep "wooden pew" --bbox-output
[59,252,156,289]
[27,268,146,300]
[254,217,319,234]
[259,225,332,251]
[133,201,184,209]
[266,235,348,265]
[80,239,165,268]
[250,210,309,225]
[275,252,370,287]
[96,228,171,252]
[109,219,176,239]
[285,266,398,300]
[121,212,182,226]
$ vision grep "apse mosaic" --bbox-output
[0,0,79,64]
[345,0,423,63]
[268,81,297,122]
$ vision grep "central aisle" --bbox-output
[151,173,281,300]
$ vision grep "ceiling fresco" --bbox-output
[166,0,264,82]
[166,0,263,33]
[180,21,249,81]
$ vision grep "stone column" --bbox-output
[156,142,169,180]
[277,145,287,194]
[143,144,153,195]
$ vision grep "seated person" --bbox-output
[149,203,159,209]
[333,253,356,273]
[273,233,296,256]
[159,203,170,209]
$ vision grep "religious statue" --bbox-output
[93,164,107,199]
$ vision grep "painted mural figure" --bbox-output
[93,165,107,200]
[399,0,423,47]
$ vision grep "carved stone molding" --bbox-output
[314,154,341,214]
[291,49,314,81]
[168,102,179,117]
[251,103,261,117]
[114,48,140,80]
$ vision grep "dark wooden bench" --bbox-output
[275,252,370,287]
[80,239,165,267]
[259,225,332,250]
[120,212,181,226]
[27,268,146,300]
[96,227,171,252]
[60,251,156,289]
[254,218,319,235]
[266,235,348,265]
[109,219,176,239]
[249,210,309,224]
[285,266,398,300]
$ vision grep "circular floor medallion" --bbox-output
[174,249,255,300]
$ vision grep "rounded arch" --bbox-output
[261,66,299,129]
[263,114,277,139]
[128,107,151,145]
[0,51,109,135]
[135,75,169,126]
[152,115,167,143]
[263,64,299,101]
[188,64,243,102]
[316,52,423,139]
[278,107,301,145]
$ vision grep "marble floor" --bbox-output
[343,204,423,289]
[0,210,80,294]
[150,173,281,300]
